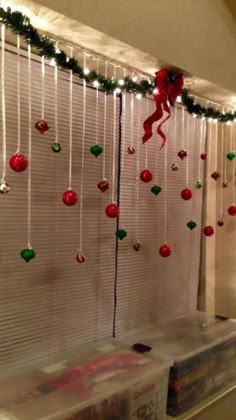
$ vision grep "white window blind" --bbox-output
[0,43,206,373]
[0,44,119,372]
[116,95,205,333]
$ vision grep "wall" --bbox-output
[33,0,236,93]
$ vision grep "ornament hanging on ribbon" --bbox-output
[142,70,183,148]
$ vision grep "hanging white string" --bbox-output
[27,43,32,249]
[121,68,126,173]
[145,99,149,167]
[164,121,169,243]
[102,61,108,181]
[41,55,45,120]
[173,105,177,158]
[135,98,142,241]
[1,24,6,182]
[95,58,99,145]
[54,60,58,143]
[220,122,224,217]
[79,53,87,252]
[181,104,185,149]
[198,112,204,180]
[68,48,73,190]
[111,65,117,203]
[232,123,235,203]
[16,34,21,153]
[130,93,134,147]
[186,113,190,186]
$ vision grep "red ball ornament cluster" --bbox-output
[9,153,28,172]
[62,189,78,206]
[140,169,153,183]
[181,188,192,200]
[105,203,120,218]
[203,226,214,236]
[159,244,172,258]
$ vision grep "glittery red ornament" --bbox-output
[98,180,109,192]
[178,149,187,160]
[181,188,192,200]
[140,169,153,183]
[228,205,236,216]
[105,203,120,218]
[159,244,172,257]
[35,119,49,134]
[62,189,78,206]
[211,171,220,181]
[127,145,135,155]
[217,219,224,227]
[203,225,214,236]
[76,253,86,263]
[9,153,28,172]
[201,152,207,160]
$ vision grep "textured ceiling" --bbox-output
[2,0,236,109]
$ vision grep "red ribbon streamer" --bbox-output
[142,69,183,148]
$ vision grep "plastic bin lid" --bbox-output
[120,311,236,363]
[0,339,171,420]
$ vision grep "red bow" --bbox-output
[142,70,183,148]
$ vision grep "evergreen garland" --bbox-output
[0,7,234,122]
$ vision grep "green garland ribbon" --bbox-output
[0,7,233,122]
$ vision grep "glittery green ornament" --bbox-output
[20,248,36,262]
[196,180,203,189]
[227,152,236,161]
[90,144,103,157]
[187,220,197,230]
[51,142,62,153]
[151,185,162,196]
[116,229,127,240]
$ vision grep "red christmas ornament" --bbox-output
[105,203,120,218]
[98,180,109,193]
[181,188,192,200]
[228,205,236,216]
[35,119,49,134]
[140,169,153,183]
[217,219,224,227]
[9,153,28,172]
[211,171,220,181]
[62,189,78,206]
[127,145,135,155]
[222,180,228,188]
[178,149,187,160]
[159,244,172,258]
[201,152,207,160]
[203,225,214,236]
[76,253,86,263]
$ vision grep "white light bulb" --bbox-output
[115,88,121,94]
[132,76,138,82]
[226,120,232,125]
[213,118,218,124]
[55,47,61,54]
[49,58,56,67]
[153,88,159,95]
[202,116,206,121]
[208,117,213,122]
[93,80,100,88]
[84,68,90,75]
[66,57,70,63]
[192,113,197,118]
[118,79,125,86]
[136,93,142,99]
[176,95,182,103]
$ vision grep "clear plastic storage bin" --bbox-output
[120,311,236,417]
[0,339,172,420]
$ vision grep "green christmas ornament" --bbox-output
[187,220,197,230]
[227,152,236,161]
[133,242,142,251]
[196,180,203,189]
[116,229,127,240]
[151,185,162,196]
[20,248,36,262]
[51,142,62,153]
[90,144,103,157]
